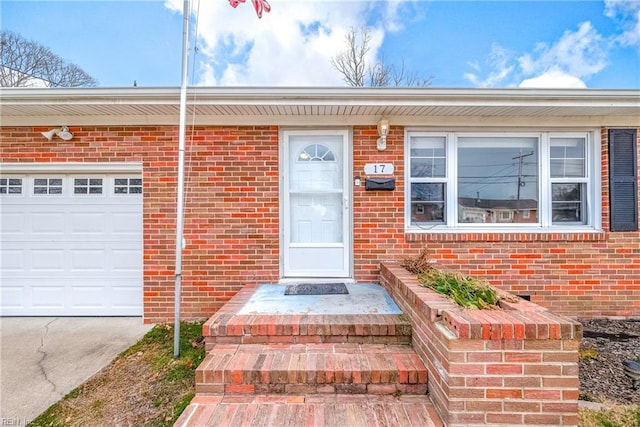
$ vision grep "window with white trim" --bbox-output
[406,131,597,231]
[33,178,63,195]
[74,178,103,194]
[0,178,23,195]
[114,178,143,194]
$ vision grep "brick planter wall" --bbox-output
[380,263,582,426]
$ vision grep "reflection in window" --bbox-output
[406,132,595,230]
[297,144,335,162]
[550,137,587,224]
[552,183,586,223]
[411,183,445,223]
[34,178,63,195]
[74,178,103,194]
[409,136,446,224]
[550,138,585,177]
[0,178,23,194]
[115,178,143,194]
[410,137,446,178]
[458,137,538,224]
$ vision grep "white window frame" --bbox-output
[71,176,106,197]
[0,177,25,196]
[405,129,601,233]
[32,176,65,196]
[113,176,143,196]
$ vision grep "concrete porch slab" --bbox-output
[237,283,402,315]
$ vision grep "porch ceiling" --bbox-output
[1,86,639,127]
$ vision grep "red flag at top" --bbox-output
[228,0,271,18]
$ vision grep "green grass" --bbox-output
[417,268,500,309]
[579,348,600,360]
[579,405,640,427]
[28,321,205,427]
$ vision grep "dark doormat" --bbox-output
[284,283,349,296]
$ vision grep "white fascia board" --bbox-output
[1,86,639,107]
[0,162,143,174]
[5,113,638,128]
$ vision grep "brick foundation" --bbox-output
[380,262,582,426]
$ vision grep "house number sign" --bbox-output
[364,163,394,175]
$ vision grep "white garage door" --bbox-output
[1,173,143,316]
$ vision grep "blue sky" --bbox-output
[2,0,639,88]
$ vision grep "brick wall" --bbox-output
[381,263,582,426]
[1,125,638,322]
[1,125,280,322]
[353,126,640,319]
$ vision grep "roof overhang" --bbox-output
[1,86,639,127]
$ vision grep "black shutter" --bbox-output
[609,129,638,232]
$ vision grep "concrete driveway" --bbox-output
[0,317,152,424]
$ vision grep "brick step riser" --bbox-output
[196,382,428,395]
[196,344,428,396]
[205,334,410,349]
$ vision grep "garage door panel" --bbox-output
[111,212,142,235]
[70,212,108,234]
[112,248,143,272]
[70,249,107,271]
[110,283,143,309]
[31,249,66,271]
[31,285,66,308]
[0,249,25,271]
[1,286,24,309]
[31,212,66,235]
[0,212,25,235]
[1,172,143,316]
[71,286,106,308]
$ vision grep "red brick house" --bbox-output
[1,87,638,322]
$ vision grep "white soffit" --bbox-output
[1,87,639,126]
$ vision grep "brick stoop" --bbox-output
[175,394,443,427]
[176,283,443,426]
[202,286,412,349]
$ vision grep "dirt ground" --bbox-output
[31,319,638,426]
[579,319,640,405]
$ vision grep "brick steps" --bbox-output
[179,284,443,426]
[175,394,443,427]
[196,343,428,395]
[203,313,412,348]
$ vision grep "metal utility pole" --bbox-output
[174,0,190,359]
[512,151,534,202]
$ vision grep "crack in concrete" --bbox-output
[36,318,62,398]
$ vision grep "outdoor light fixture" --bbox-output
[377,118,389,151]
[41,126,73,141]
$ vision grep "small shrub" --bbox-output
[579,392,594,402]
[418,268,500,309]
[401,247,434,275]
[579,348,599,360]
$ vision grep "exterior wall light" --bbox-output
[377,118,389,151]
[41,126,73,141]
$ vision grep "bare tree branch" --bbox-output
[1,30,97,87]
[330,27,370,87]
[331,27,432,88]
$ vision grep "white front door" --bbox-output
[283,130,350,278]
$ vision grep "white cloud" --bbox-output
[466,20,609,89]
[605,0,640,48]
[463,44,515,87]
[518,69,586,89]
[165,0,412,86]
[518,21,607,79]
